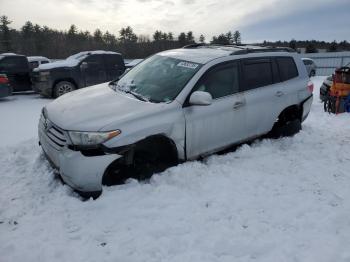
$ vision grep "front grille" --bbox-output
[39,114,67,150]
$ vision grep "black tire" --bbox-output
[268,115,301,139]
[76,190,102,200]
[53,81,76,98]
[310,70,316,77]
[103,146,176,186]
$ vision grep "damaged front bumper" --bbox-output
[38,118,122,193]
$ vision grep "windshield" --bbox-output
[114,55,202,103]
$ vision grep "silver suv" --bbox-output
[39,45,313,198]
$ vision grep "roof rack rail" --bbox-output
[182,43,208,49]
[231,47,295,55]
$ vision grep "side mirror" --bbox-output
[80,62,88,70]
[189,91,212,106]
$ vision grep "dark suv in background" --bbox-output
[0,53,32,92]
[32,51,126,98]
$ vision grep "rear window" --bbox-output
[0,56,28,71]
[242,58,273,90]
[276,57,298,81]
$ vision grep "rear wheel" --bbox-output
[268,108,301,138]
[53,81,76,98]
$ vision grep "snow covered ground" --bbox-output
[1,77,350,262]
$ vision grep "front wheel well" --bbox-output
[132,135,179,163]
[102,134,179,185]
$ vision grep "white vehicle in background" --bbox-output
[39,44,313,198]
[302,58,317,77]
[28,56,51,70]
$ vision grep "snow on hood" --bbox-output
[35,59,80,70]
[45,83,163,132]
[36,50,120,71]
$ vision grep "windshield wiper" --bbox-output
[123,89,148,102]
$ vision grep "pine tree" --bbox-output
[225,31,233,44]
[305,43,318,53]
[289,39,297,50]
[327,41,337,52]
[119,26,137,43]
[178,32,187,46]
[153,30,162,41]
[186,31,194,43]
[233,30,241,45]
[167,32,173,41]
[199,34,205,43]
[0,15,12,51]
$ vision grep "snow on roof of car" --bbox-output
[27,56,50,62]
[159,45,288,64]
[0,53,26,60]
[36,50,120,71]
[67,50,120,60]
[0,52,19,56]
[159,48,233,64]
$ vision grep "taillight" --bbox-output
[0,75,9,84]
[307,80,314,93]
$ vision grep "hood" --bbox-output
[36,59,79,71]
[45,83,165,132]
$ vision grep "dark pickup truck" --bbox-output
[0,53,32,92]
[32,51,126,98]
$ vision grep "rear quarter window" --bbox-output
[276,57,298,81]
[29,61,39,69]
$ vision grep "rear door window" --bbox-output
[276,57,298,81]
[241,58,273,91]
[104,54,124,70]
[83,55,105,69]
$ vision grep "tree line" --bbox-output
[0,15,242,59]
[0,15,349,59]
[263,39,350,53]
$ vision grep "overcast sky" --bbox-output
[0,0,349,42]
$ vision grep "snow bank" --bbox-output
[1,77,350,262]
[0,94,50,146]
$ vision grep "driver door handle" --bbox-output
[275,91,284,97]
[233,101,245,110]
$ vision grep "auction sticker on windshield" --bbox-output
[177,61,199,69]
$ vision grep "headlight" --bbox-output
[40,71,50,76]
[68,130,121,146]
[39,71,50,81]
